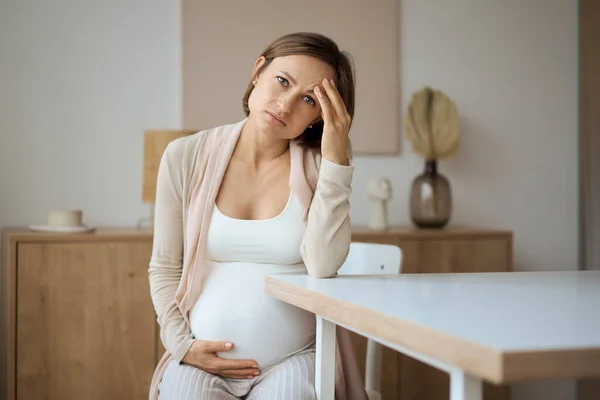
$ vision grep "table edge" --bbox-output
[265,275,505,383]
[265,275,600,383]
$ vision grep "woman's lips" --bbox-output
[265,111,286,126]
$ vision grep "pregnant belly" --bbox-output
[189,261,316,369]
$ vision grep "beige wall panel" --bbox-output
[182,0,400,154]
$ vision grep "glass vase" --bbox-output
[410,160,452,228]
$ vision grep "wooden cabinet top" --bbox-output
[351,226,512,239]
[1,227,153,243]
[2,225,512,244]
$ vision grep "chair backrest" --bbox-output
[336,242,402,400]
[337,242,402,275]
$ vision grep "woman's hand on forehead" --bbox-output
[314,78,351,166]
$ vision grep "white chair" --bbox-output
[337,242,403,400]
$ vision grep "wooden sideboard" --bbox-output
[1,226,512,400]
[1,228,157,400]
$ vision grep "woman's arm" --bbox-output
[301,78,355,278]
[301,156,354,278]
[148,140,195,362]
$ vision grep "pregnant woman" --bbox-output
[148,32,366,400]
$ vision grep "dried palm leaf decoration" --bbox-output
[404,87,460,160]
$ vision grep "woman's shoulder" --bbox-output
[164,129,208,157]
[159,126,214,179]
[162,120,245,172]
[164,120,241,159]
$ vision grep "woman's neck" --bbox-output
[234,117,290,169]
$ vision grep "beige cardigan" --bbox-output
[148,119,368,400]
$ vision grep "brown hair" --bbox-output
[242,32,356,149]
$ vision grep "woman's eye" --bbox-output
[277,76,289,86]
[276,76,314,106]
[303,96,315,106]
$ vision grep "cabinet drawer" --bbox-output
[399,239,511,274]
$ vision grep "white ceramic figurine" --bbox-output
[366,177,392,230]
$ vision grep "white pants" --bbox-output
[158,347,316,400]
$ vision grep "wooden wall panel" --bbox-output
[579,0,600,272]
[578,0,600,397]
[181,0,400,154]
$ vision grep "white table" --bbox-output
[265,270,600,400]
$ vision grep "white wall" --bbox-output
[354,0,579,276]
[0,0,181,227]
[353,1,578,399]
[0,1,579,399]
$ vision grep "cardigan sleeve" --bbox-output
[148,139,195,362]
[300,153,354,279]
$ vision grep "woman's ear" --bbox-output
[252,56,267,82]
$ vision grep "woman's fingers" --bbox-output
[315,79,351,130]
[314,85,334,124]
[207,357,260,379]
[219,368,261,379]
[322,78,348,120]
[212,357,259,372]
[206,355,258,372]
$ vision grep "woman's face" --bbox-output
[247,54,335,140]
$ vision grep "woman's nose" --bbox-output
[277,93,295,113]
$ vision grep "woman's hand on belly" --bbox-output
[182,340,261,379]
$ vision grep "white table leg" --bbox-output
[450,370,482,400]
[365,339,383,393]
[315,316,336,400]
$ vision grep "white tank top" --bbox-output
[189,190,316,369]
